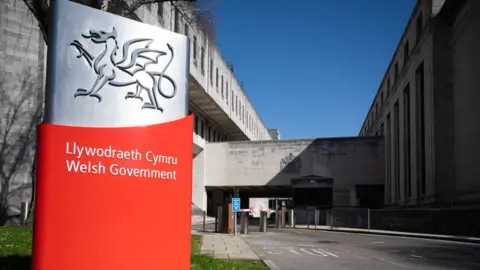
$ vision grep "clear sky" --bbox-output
[215,0,417,139]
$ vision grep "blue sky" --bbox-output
[215,0,416,139]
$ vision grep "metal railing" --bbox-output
[292,207,480,237]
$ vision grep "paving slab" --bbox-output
[199,233,261,260]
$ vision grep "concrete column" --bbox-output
[259,211,267,232]
[275,210,282,229]
[289,209,294,227]
[240,212,248,234]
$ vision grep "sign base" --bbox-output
[32,116,193,270]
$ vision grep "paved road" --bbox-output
[243,228,480,270]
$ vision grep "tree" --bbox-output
[0,69,44,225]
[22,0,219,45]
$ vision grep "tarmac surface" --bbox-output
[243,228,480,270]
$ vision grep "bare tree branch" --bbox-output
[0,70,43,225]
[22,0,220,45]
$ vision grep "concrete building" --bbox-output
[0,0,271,223]
[200,137,384,216]
[358,0,480,207]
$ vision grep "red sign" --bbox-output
[32,115,193,270]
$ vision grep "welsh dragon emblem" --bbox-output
[70,27,176,111]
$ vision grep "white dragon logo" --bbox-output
[70,27,176,111]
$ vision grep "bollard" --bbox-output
[289,209,294,227]
[240,212,248,234]
[203,210,206,232]
[314,210,318,229]
[293,210,296,228]
[259,211,267,232]
[367,208,371,231]
[275,210,281,229]
[20,202,29,226]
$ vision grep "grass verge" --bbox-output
[0,226,267,269]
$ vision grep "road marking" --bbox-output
[372,241,384,244]
[289,249,304,256]
[315,248,339,258]
[311,249,328,256]
[410,254,423,258]
[300,248,324,256]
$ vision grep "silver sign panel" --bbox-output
[45,0,190,127]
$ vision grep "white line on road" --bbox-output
[372,241,384,244]
[410,254,423,258]
[311,249,328,257]
[300,248,323,256]
[289,249,304,256]
[315,248,339,258]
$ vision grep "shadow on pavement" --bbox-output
[368,242,480,269]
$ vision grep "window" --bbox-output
[387,78,391,95]
[403,40,409,65]
[213,130,216,142]
[416,12,423,42]
[184,24,189,36]
[221,76,224,99]
[207,126,211,142]
[200,120,204,138]
[215,68,219,89]
[194,114,198,134]
[226,83,229,104]
[174,9,180,33]
[394,62,399,82]
[231,90,234,110]
[193,36,197,65]
[403,83,411,198]
[235,96,238,115]
[380,91,384,105]
[200,47,205,75]
[415,62,426,196]
[209,59,213,85]
[394,101,400,202]
[239,102,242,120]
[386,113,392,204]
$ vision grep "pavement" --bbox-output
[243,228,480,270]
[196,232,260,260]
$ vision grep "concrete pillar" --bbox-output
[289,209,294,227]
[259,211,267,232]
[275,210,282,229]
[240,212,248,234]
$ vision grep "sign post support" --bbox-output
[32,1,191,270]
[232,198,240,236]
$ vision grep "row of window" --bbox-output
[190,111,227,143]
[382,61,426,204]
[361,11,424,135]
